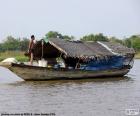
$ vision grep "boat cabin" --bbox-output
[25,38,135,70]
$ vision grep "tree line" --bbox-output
[0,31,140,52]
[81,33,140,52]
[0,36,29,52]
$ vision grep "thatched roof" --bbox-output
[48,38,113,57]
[100,41,135,55]
[32,38,135,59]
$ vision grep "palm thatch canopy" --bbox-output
[32,38,135,60]
[100,41,135,55]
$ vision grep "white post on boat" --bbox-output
[41,39,44,58]
[38,39,47,67]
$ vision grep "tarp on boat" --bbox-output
[80,56,125,70]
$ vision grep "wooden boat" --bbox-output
[0,63,130,81]
[0,38,135,80]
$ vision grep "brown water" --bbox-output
[0,60,140,116]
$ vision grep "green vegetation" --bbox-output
[0,51,29,62]
[45,31,74,40]
[0,31,140,61]
[0,36,29,52]
[81,33,109,42]
[0,36,29,62]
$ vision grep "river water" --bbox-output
[0,60,140,116]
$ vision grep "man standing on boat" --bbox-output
[28,35,35,65]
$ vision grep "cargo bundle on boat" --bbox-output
[0,38,135,80]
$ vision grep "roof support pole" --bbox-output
[41,39,44,59]
[75,58,80,69]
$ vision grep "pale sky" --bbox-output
[0,0,140,41]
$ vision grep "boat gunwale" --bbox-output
[11,63,130,72]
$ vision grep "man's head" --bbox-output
[31,35,35,40]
